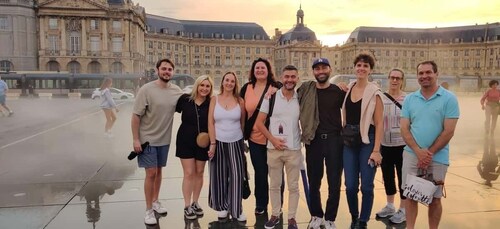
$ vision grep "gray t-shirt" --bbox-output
[133,81,182,146]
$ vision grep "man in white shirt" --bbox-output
[255,65,302,229]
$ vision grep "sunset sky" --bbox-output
[134,0,500,46]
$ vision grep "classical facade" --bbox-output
[333,24,500,81]
[0,0,37,72]
[144,14,274,85]
[36,0,146,74]
[274,5,322,81]
[1,1,499,91]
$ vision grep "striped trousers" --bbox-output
[208,139,245,218]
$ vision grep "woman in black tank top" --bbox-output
[343,54,384,229]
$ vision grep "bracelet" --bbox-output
[372,150,380,153]
[210,142,216,145]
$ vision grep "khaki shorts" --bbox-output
[402,151,448,198]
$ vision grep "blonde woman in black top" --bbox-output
[175,75,214,219]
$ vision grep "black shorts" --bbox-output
[176,143,209,161]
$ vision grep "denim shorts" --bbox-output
[138,145,169,168]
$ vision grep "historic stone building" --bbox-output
[36,0,146,74]
[1,1,499,91]
[0,0,37,72]
[274,5,322,81]
[335,24,500,83]
[144,14,274,85]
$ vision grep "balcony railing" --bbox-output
[46,50,60,56]
[87,51,101,56]
[67,50,81,56]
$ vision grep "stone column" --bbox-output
[81,18,87,55]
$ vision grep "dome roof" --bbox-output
[279,24,317,43]
[296,8,304,17]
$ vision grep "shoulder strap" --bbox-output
[240,83,249,99]
[383,92,402,109]
[246,84,271,127]
[265,93,277,128]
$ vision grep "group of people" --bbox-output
[128,56,460,229]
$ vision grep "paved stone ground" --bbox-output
[0,95,498,229]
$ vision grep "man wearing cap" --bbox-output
[298,58,346,229]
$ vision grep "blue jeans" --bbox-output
[343,125,376,223]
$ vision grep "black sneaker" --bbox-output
[350,218,359,229]
[358,221,368,229]
[191,202,204,216]
[264,215,280,229]
[255,207,266,215]
[184,206,196,220]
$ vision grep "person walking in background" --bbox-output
[131,58,183,225]
[400,60,459,229]
[298,58,346,229]
[240,58,279,215]
[175,75,214,219]
[100,77,119,137]
[255,65,302,229]
[207,72,247,222]
[341,54,383,229]
[480,80,500,136]
[0,76,14,116]
[375,69,407,224]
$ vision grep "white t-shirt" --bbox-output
[260,89,301,150]
[381,92,406,147]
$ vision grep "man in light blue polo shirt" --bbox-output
[400,60,459,229]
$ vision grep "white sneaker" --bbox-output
[325,220,337,229]
[389,209,406,224]
[152,200,168,214]
[236,213,247,222]
[144,209,157,225]
[376,204,396,218]
[308,216,323,229]
[217,210,228,219]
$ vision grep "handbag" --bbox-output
[243,84,270,140]
[242,153,251,199]
[341,124,362,147]
[403,169,439,206]
[194,102,210,148]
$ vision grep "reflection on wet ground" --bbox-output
[0,96,499,229]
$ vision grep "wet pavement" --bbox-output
[0,95,499,229]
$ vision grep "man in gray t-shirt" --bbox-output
[131,58,182,225]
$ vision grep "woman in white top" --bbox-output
[99,77,118,137]
[375,69,407,224]
[207,72,247,222]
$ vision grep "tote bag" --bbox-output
[403,174,438,206]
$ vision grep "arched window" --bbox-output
[111,62,123,74]
[88,61,101,73]
[0,60,13,72]
[47,61,60,72]
[67,61,81,73]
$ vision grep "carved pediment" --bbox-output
[39,0,108,10]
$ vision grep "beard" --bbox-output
[314,74,329,84]
[158,75,170,83]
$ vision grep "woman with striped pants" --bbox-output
[208,72,247,222]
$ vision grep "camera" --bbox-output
[128,142,150,160]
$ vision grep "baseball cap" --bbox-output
[312,58,330,69]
